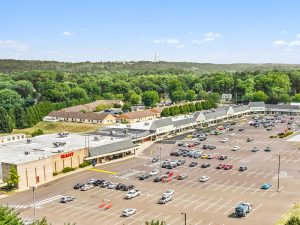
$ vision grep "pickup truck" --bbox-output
[235,203,252,217]
[158,195,172,204]
[125,190,141,199]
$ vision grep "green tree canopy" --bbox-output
[192,83,203,93]
[102,93,115,100]
[69,87,88,99]
[197,90,209,100]
[0,106,13,133]
[142,91,160,107]
[0,89,24,111]
[188,103,196,112]
[161,108,170,117]
[129,94,140,105]
[292,93,300,102]
[124,90,136,102]
[4,163,21,186]
[252,91,268,102]
[122,102,132,112]
[195,102,202,111]
[186,90,196,102]
[209,93,221,103]
[279,94,291,105]
[171,90,186,103]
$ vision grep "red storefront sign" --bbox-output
[197,121,200,123]
[61,152,74,159]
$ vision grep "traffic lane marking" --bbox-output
[270,186,284,197]
[203,198,223,211]
[193,197,214,210]
[247,203,263,218]
[214,199,233,213]
[89,169,117,174]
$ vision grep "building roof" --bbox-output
[60,105,89,112]
[117,110,155,120]
[150,106,170,113]
[84,100,122,109]
[152,118,173,128]
[233,105,250,113]
[173,116,195,127]
[89,139,135,157]
[249,102,265,107]
[47,111,114,121]
[265,104,300,110]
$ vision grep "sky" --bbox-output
[1,0,300,64]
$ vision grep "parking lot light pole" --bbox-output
[181,213,186,225]
[158,146,163,175]
[277,155,281,192]
[29,186,37,222]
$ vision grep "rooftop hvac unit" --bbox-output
[24,151,30,155]
[111,138,114,140]
[57,150,64,153]
[94,136,100,141]
[123,129,129,134]
[110,131,116,135]
[144,122,149,126]
[58,131,69,138]
[53,142,66,147]
[126,125,131,128]
[27,138,36,144]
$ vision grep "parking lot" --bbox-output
[9,116,300,224]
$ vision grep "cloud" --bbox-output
[285,49,294,51]
[282,30,287,33]
[209,54,215,56]
[167,38,179,44]
[273,41,288,45]
[0,40,30,51]
[205,32,221,38]
[203,38,214,41]
[192,40,202,44]
[190,31,193,34]
[83,29,87,31]
[98,48,107,51]
[289,41,300,46]
[61,31,75,36]
[45,51,60,54]
[153,39,165,43]
[297,34,300,38]
[176,45,185,48]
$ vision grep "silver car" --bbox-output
[122,208,136,216]
[61,196,74,203]
[81,184,94,191]
[23,219,39,225]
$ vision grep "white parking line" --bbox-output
[194,220,202,225]
[168,217,182,224]
[223,182,238,191]
[115,210,145,225]
[270,186,284,197]
[183,196,205,209]
[260,186,274,196]
[214,181,230,191]
[284,157,293,164]
[194,197,214,210]
[247,203,263,217]
[255,170,266,177]
[241,183,256,194]
[247,169,258,177]
[214,200,233,213]
[232,182,247,193]
[175,195,196,207]
[203,198,223,211]
[205,180,222,189]
[223,203,239,215]
[87,206,120,220]
[263,170,274,178]
[127,212,153,225]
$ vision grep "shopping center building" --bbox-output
[1,102,299,190]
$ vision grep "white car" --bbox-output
[149,169,159,176]
[80,184,94,191]
[200,176,209,182]
[232,146,240,151]
[125,190,141,199]
[87,178,96,184]
[164,159,171,163]
[162,190,174,197]
[23,219,39,225]
[222,138,228,143]
[229,133,235,137]
[207,154,214,159]
[220,130,225,134]
[122,208,136,217]
[108,183,118,189]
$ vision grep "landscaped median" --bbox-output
[53,161,93,176]
[270,132,294,138]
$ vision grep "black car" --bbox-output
[139,175,149,180]
[154,177,163,182]
[74,183,85,189]
[203,145,210,149]
[104,109,111,112]
[122,184,135,191]
[197,128,203,131]
[167,164,176,169]
[201,163,210,168]
[151,157,159,162]
[175,151,182,156]
[93,179,106,186]
[116,183,125,190]
[229,127,234,131]
[288,121,293,124]
[219,155,228,160]
[189,161,198,167]
[170,151,176,156]
[265,146,271,151]
[239,166,247,171]
[239,128,244,131]
[177,143,183,146]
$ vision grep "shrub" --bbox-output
[279,135,285,138]
[31,129,44,137]
[164,136,168,139]
[53,172,58,176]
[204,130,210,133]
[79,162,89,168]
[285,216,300,225]
[231,122,236,125]
[121,121,128,124]
[114,103,122,108]
[87,161,93,165]
[61,167,75,173]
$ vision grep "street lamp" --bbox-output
[157,146,164,175]
[29,186,37,222]
[181,213,186,225]
[277,155,281,192]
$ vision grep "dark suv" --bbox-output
[116,183,125,190]
[203,145,210,149]
[93,179,106,186]
[122,184,135,191]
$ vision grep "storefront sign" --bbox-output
[197,121,200,123]
[266,109,271,110]
[61,152,74,159]
[201,120,205,123]
[251,107,264,111]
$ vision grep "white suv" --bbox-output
[232,146,240,151]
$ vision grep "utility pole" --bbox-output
[29,186,37,222]
[157,146,163,175]
[181,213,186,225]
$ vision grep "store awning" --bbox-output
[85,146,139,160]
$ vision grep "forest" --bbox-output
[1,60,300,134]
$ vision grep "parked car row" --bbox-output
[74,179,135,191]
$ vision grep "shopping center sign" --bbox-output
[251,107,264,111]
[61,152,74,159]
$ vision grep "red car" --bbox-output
[188,144,194,147]
[224,164,233,170]
[290,117,295,120]
[278,132,285,136]
[219,127,225,130]
[165,171,174,177]
[216,163,226,169]
[282,119,287,123]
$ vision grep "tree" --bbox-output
[133,87,142,95]
[129,94,140,105]
[0,204,23,225]
[292,93,300,102]
[122,102,132,112]
[167,79,183,100]
[195,102,202,111]
[186,90,196,102]
[205,100,212,109]
[9,108,16,128]
[197,90,209,100]
[171,90,186,103]
[285,216,300,225]
[4,164,21,186]
[116,94,124,101]
[69,87,88,99]
[189,103,196,112]
[14,80,35,98]
[145,219,166,225]
[80,109,87,113]
[279,94,292,105]
[267,91,279,104]
[142,91,160,107]
[252,91,268,102]
[161,108,170,117]
[124,91,136,102]
[24,95,35,108]
[208,93,221,103]
[208,99,217,108]
[174,105,180,115]
[0,106,13,133]
[169,107,175,116]
[79,83,101,96]
[26,107,36,127]
[31,129,44,137]
[14,105,26,129]
[241,92,253,103]
[0,89,24,111]
[102,93,115,100]
[192,83,203,93]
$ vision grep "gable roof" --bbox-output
[84,100,122,109]
[153,118,173,128]
[117,110,155,120]
[47,111,113,120]
[60,105,89,112]
[265,104,300,110]
[249,102,265,107]
[89,139,135,157]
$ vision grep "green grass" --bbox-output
[275,200,300,225]
[0,121,101,137]
[220,101,234,104]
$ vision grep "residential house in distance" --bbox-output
[117,110,156,123]
[60,100,123,113]
[45,111,116,124]
[221,94,232,101]
[60,105,89,112]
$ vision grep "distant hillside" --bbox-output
[1,59,300,74]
